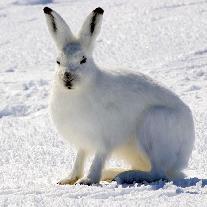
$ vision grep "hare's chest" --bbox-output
[49,88,99,143]
[49,90,86,126]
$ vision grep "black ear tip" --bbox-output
[43,7,53,14]
[93,7,104,14]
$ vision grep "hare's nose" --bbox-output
[64,72,72,79]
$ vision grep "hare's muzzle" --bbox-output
[63,72,74,89]
[64,72,72,79]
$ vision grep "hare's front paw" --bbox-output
[76,177,98,186]
[57,176,79,185]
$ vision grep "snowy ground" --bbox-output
[0,0,207,206]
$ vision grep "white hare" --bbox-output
[43,7,195,185]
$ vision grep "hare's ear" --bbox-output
[43,7,74,50]
[79,7,104,54]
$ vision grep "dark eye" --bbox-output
[56,60,60,65]
[80,56,87,64]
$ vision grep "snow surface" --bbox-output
[14,0,53,5]
[0,0,207,206]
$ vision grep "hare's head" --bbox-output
[43,7,104,89]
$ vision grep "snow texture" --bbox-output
[0,0,207,206]
[15,0,53,5]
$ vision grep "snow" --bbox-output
[0,0,207,206]
[15,0,53,5]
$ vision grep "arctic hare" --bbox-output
[43,7,195,185]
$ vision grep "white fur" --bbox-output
[44,7,195,185]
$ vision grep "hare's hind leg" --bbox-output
[112,134,167,184]
[102,143,152,183]
[57,149,86,185]
[115,106,194,184]
[101,168,128,182]
[113,142,152,172]
[113,147,163,184]
[137,106,194,179]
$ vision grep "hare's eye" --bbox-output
[56,60,60,65]
[80,56,87,64]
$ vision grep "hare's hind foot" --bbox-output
[101,168,128,182]
[114,170,165,185]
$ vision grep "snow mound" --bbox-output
[0,104,29,118]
